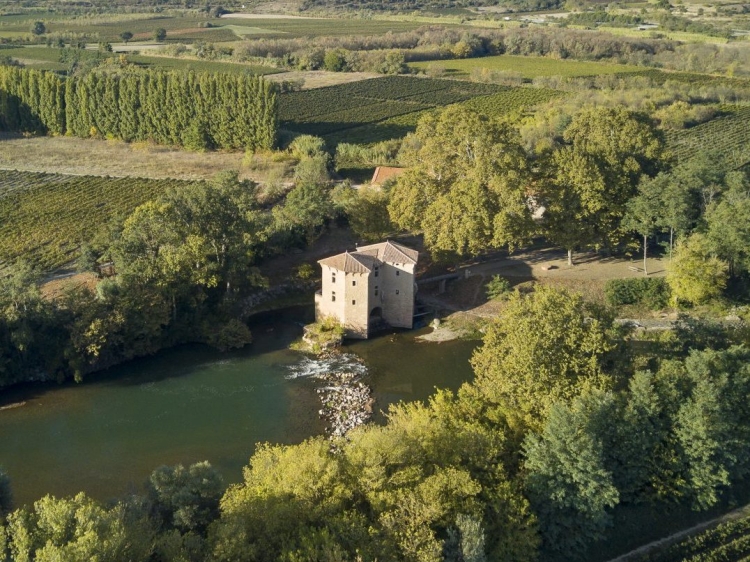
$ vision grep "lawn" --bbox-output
[410,54,642,79]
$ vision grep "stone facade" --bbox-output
[314,241,418,339]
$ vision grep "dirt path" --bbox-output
[605,503,750,562]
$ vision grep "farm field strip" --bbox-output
[279,75,521,140]
[0,14,426,41]
[316,80,565,144]
[0,45,283,75]
[460,87,563,115]
[127,54,284,75]
[0,170,196,270]
[409,54,643,78]
[667,105,750,168]
[289,100,434,136]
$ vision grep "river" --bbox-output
[0,307,478,506]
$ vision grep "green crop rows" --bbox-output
[297,78,564,145]
[667,105,750,168]
[460,87,563,116]
[279,76,558,144]
[0,170,195,270]
[635,512,750,562]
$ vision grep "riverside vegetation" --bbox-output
[4,1,750,559]
[2,103,750,561]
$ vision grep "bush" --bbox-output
[604,277,671,310]
[485,275,511,300]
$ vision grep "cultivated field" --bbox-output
[410,54,642,78]
[0,45,283,75]
[0,170,197,270]
[667,105,750,168]
[279,75,559,143]
[0,13,425,43]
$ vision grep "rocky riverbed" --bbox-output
[287,352,374,438]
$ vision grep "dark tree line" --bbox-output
[0,66,278,150]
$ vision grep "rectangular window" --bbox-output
[352,280,356,287]
[395,290,400,295]
[374,267,379,278]
[331,291,336,302]
[396,270,400,276]
[332,274,336,284]
[352,300,356,305]
[374,286,379,296]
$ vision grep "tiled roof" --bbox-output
[371,166,405,185]
[319,252,372,273]
[318,241,418,273]
[356,240,418,265]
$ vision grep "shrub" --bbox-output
[604,277,671,310]
[485,275,511,300]
[296,263,315,280]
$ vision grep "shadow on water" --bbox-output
[0,305,477,506]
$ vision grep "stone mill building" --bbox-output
[315,241,419,338]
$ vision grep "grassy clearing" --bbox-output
[218,16,425,36]
[410,54,642,79]
[0,170,197,269]
[593,25,732,44]
[0,134,247,181]
[128,54,284,75]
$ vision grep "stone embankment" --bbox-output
[240,280,318,317]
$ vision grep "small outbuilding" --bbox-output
[370,166,405,187]
[314,241,419,338]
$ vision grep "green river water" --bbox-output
[0,307,477,506]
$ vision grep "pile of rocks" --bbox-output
[312,355,374,438]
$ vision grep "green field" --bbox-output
[0,14,426,42]
[0,170,195,270]
[323,85,563,144]
[280,75,559,144]
[667,105,750,168]
[279,75,563,144]
[127,55,284,75]
[218,16,425,37]
[410,54,642,79]
[0,45,283,75]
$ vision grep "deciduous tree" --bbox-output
[666,233,728,305]
[469,286,615,430]
[543,107,668,262]
[388,106,534,257]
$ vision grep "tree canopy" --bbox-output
[388,106,534,258]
